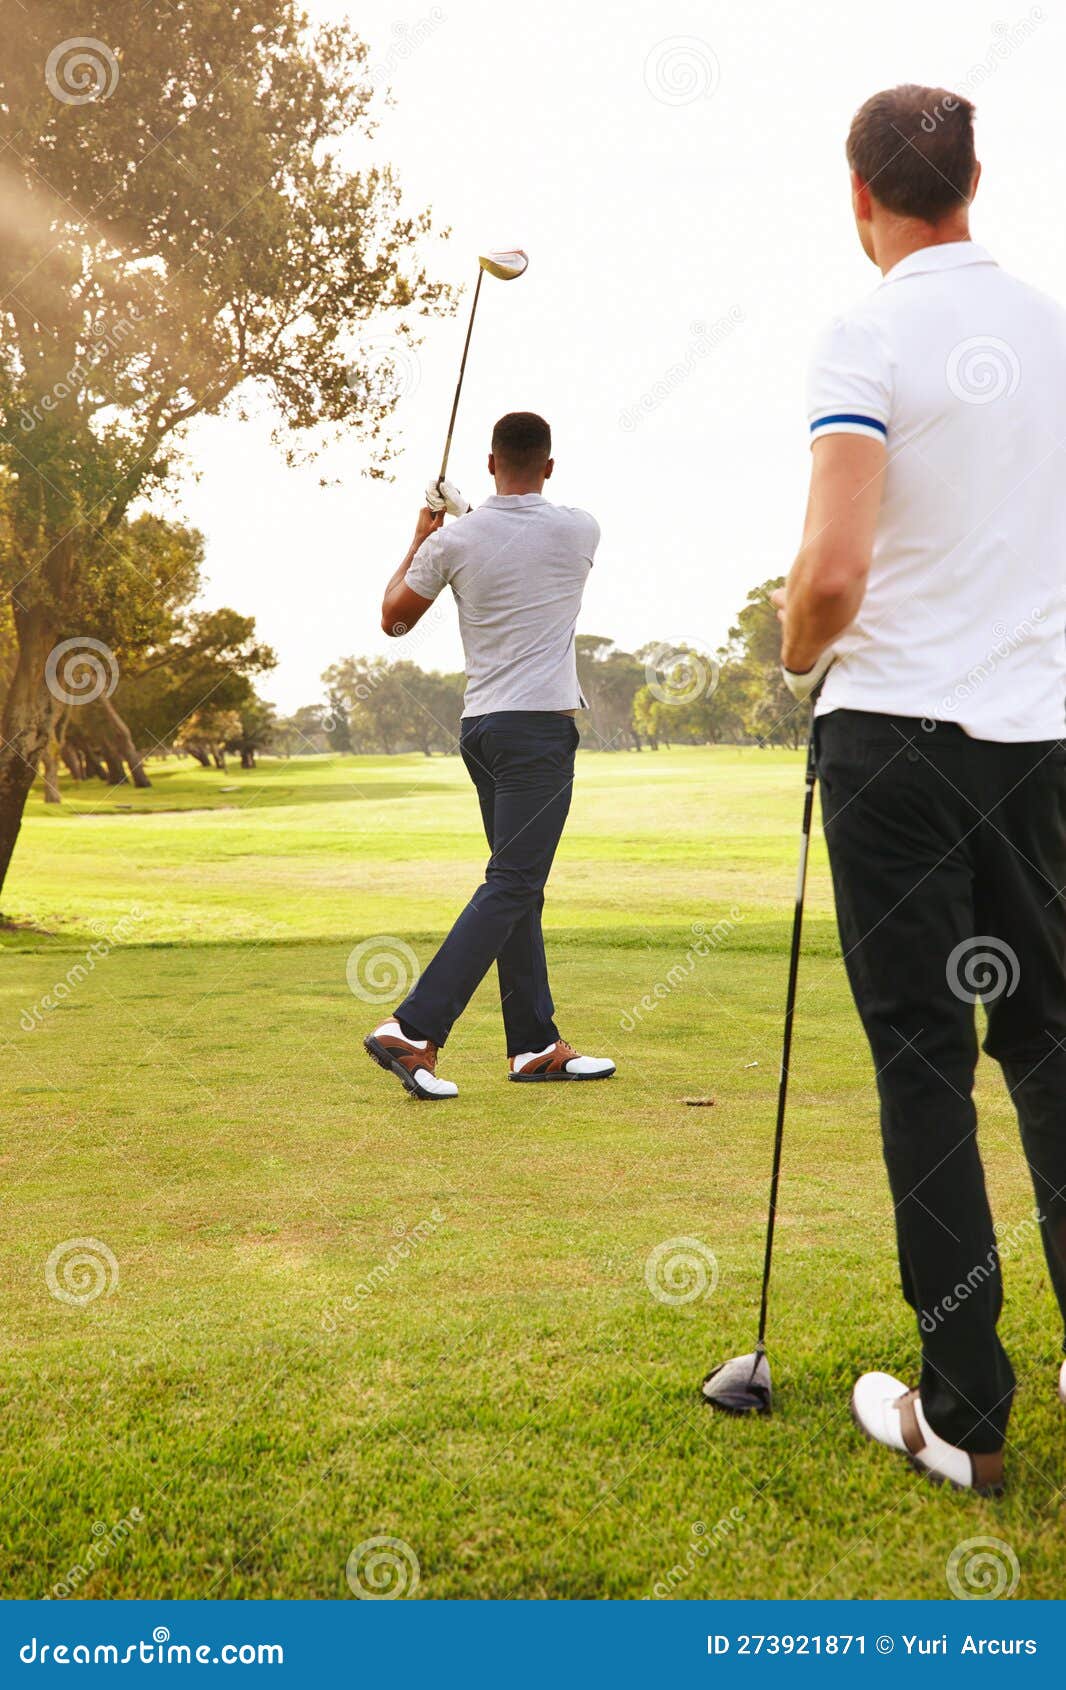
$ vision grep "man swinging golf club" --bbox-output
[363,410,616,1099]
[774,85,1066,1493]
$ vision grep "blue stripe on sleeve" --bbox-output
[809,413,888,436]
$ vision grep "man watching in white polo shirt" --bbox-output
[774,84,1066,1493]
[362,411,616,1101]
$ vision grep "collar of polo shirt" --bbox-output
[880,240,998,288]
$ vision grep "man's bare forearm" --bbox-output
[384,508,442,597]
[780,553,866,672]
[380,506,443,633]
[777,434,886,673]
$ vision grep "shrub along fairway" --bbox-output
[2,749,1060,1598]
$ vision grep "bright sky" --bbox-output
[172,0,1058,712]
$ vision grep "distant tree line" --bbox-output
[285,576,808,757]
[8,572,807,803]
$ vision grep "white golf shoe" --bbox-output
[851,1371,1004,1495]
[1059,1359,1066,1405]
[509,1039,615,1082]
[364,1020,458,1100]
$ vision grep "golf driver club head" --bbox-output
[478,249,528,280]
[701,1349,772,1415]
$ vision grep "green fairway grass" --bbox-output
[2,750,1059,1599]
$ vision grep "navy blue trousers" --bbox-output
[397,711,578,1054]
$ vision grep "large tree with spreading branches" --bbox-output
[0,0,448,892]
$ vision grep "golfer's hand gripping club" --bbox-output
[425,477,472,518]
[781,645,836,702]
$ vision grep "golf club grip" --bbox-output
[439,268,483,484]
[756,718,818,1348]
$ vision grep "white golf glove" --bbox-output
[781,647,835,702]
[425,477,472,518]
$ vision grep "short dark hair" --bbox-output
[846,85,976,222]
[491,411,551,473]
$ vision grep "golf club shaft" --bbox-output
[438,267,484,485]
[755,710,818,1350]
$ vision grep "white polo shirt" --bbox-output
[808,242,1066,741]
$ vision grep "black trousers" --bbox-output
[818,709,1066,1452]
[397,711,578,1055]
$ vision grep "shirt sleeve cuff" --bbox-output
[809,412,888,444]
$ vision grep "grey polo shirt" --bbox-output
[405,492,600,717]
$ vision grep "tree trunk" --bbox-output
[54,707,79,779]
[0,606,60,893]
[100,695,151,788]
[66,730,108,779]
[212,749,226,769]
[82,743,109,780]
[240,747,254,768]
[42,742,61,804]
[187,744,212,768]
[102,746,128,785]
[60,741,84,779]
